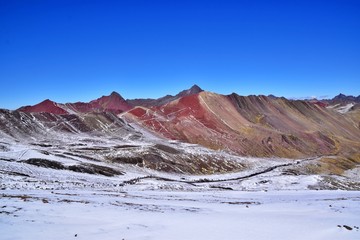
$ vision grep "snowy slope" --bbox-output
[1,189,360,240]
[1,105,360,240]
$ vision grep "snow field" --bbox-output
[1,189,360,240]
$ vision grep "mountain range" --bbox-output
[18,91,132,115]
[16,85,360,115]
[1,85,360,178]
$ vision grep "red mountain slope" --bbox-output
[18,92,132,114]
[16,89,360,160]
[67,91,132,114]
[124,91,360,159]
[127,84,203,107]
[18,99,69,115]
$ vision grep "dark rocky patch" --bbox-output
[0,158,12,162]
[113,145,139,149]
[343,225,353,231]
[153,144,181,154]
[22,158,122,176]
[39,150,50,155]
[282,169,302,176]
[61,152,101,162]
[30,143,52,147]
[67,164,123,176]
[77,147,109,151]
[0,145,10,152]
[143,154,165,164]
[258,180,270,184]
[0,170,30,177]
[111,157,144,166]
[23,158,66,170]
[209,186,233,190]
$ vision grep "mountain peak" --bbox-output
[331,93,359,103]
[42,99,53,103]
[18,91,132,115]
[334,93,347,99]
[127,84,204,108]
[110,91,121,97]
[89,91,131,113]
[18,99,68,114]
[178,84,204,98]
[190,84,203,92]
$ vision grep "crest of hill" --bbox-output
[17,99,68,115]
[18,92,132,114]
[322,93,360,105]
[331,93,360,103]
[124,91,360,159]
[87,91,132,114]
[127,84,203,108]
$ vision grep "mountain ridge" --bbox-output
[2,86,359,177]
[15,85,204,114]
[17,91,132,115]
[127,84,204,108]
[16,85,359,115]
[18,99,68,115]
[123,91,360,159]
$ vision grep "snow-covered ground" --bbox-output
[1,143,360,240]
[1,122,360,239]
[1,189,359,240]
[327,103,355,114]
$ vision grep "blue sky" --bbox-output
[1,0,359,109]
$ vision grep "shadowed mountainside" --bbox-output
[326,93,360,104]
[0,109,135,139]
[0,109,248,174]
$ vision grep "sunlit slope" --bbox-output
[125,91,360,158]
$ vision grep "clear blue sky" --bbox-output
[1,0,359,109]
